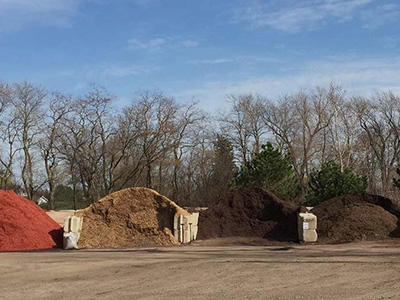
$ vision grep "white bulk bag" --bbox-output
[63,232,79,250]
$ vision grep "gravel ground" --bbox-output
[1,239,400,300]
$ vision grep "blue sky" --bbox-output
[0,0,399,109]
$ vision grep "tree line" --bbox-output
[0,81,399,208]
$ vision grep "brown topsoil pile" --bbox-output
[313,193,400,243]
[197,188,298,241]
[75,187,189,249]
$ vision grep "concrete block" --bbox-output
[64,216,83,233]
[298,212,318,242]
[302,230,318,243]
[174,212,199,244]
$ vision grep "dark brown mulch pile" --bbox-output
[313,193,400,243]
[197,188,298,241]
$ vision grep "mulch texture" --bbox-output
[197,188,298,241]
[0,190,62,251]
[313,193,400,243]
[76,187,189,248]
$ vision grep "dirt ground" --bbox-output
[1,239,400,300]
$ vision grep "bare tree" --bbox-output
[355,92,400,196]
[12,82,47,200]
[0,82,11,114]
[263,90,330,196]
[317,85,359,170]
[221,94,267,165]
[185,122,215,206]
[58,102,86,209]
[3,79,400,207]
[39,92,72,209]
[0,82,18,189]
[0,116,19,189]
[59,87,115,203]
[130,91,178,188]
[170,102,205,201]
[108,105,146,190]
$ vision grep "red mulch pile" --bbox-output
[0,190,63,251]
[313,193,400,243]
[197,188,298,241]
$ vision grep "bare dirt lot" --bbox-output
[1,239,400,300]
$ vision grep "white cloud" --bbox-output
[0,0,77,11]
[0,0,169,31]
[360,4,399,29]
[190,58,236,65]
[126,37,168,50]
[129,0,160,5]
[85,64,158,78]
[126,36,201,51]
[189,55,283,66]
[57,69,75,77]
[233,0,398,33]
[379,36,400,50]
[0,0,83,31]
[176,56,400,110]
[179,39,201,47]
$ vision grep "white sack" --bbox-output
[63,232,79,250]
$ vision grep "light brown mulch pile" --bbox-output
[75,187,189,249]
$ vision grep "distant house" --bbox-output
[37,196,48,206]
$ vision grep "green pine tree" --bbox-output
[207,135,237,202]
[231,142,301,200]
[306,161,368,206]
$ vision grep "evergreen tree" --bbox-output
[307,161,368,206]
[206,135,237,204]
[231,142,301,200]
